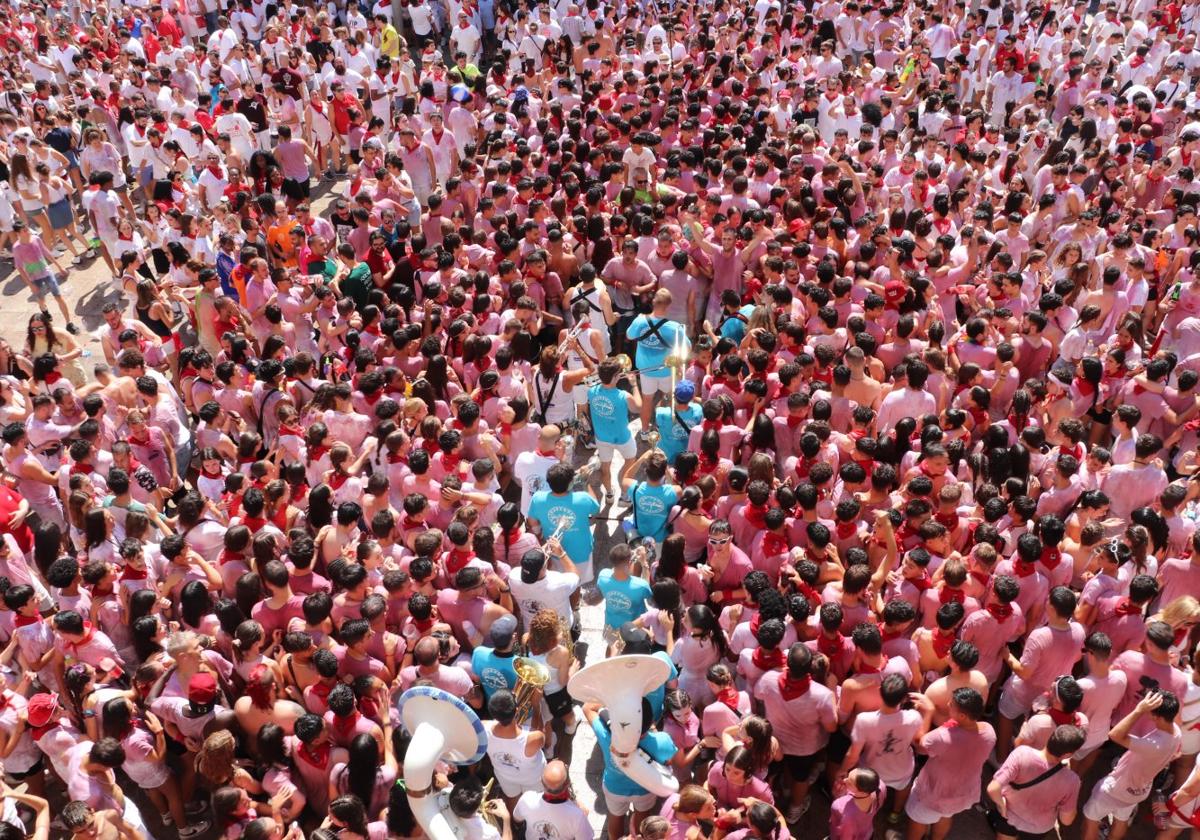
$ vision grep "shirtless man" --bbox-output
[61,799,141,840]
[923,641,990,725]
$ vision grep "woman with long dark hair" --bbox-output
[329,733,396,819]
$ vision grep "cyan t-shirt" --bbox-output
[645,650,678,721]
[627,481,678,543]
[592,719,678,796]
[655,402,703,465]
[527,490,601,569]
[470,647,518,702]
[588,384,633,445]
[627,315,689,378]
[718,304,755,343]
[597,569,652,630]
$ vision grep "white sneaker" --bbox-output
[785,796,810,823]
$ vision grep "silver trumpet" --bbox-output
[546,515,570,544]
[556,323,586,355]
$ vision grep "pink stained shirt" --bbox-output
[829,778,887,840]
[1016,622,1086,695]
[908,722,997,815]
[705,760,774,809]
[1156,557,1200,609]
[1077,671,1129,749]
[1106,724,1183,805]
[1111,651,1190,723]
[960,604,1026,682]
[992,746,1082,834]
[849,708,923,785]
[752,675,837,758]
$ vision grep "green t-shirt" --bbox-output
[306,256,337,284]
[340,262,372,310]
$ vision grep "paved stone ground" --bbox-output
[0,184,1155,840]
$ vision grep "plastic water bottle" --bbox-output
[1152,791,1169,830]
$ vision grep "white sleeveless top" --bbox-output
[485,721,546,795]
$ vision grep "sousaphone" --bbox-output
[398,686,489,840]
[567,654,679,796]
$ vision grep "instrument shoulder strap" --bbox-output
[630,316,669,346]
[535,371,562,418]
[570,285,604,313]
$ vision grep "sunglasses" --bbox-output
[708,537,731,546]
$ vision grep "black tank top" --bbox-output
[137,303,172,339]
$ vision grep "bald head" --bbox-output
[543,760,568,792]
[414,636,440,666]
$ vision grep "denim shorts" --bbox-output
[31,274,61,299]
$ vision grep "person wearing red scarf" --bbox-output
[1013,676,1087,751]
[754,644,837,824]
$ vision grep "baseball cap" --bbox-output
[675,380,696,403]
[884,280,907,306]
[521,549,547,585]
[619,623,652,654]
[488,614,518,648]
[26,693,59,728]
[188,672,218,705]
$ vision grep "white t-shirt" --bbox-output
[506,568,579,629]
[512,451,558,514]
[512,790,593,840]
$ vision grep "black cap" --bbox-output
[520,549,546,585]
[619,622,652,654]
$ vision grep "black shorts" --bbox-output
[986,807,1050,840]
[546,687,573,718]
[6,757,42,780]
[826,729,852,765]
[282,177,310,200]
[776,752,818,780]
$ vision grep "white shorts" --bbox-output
[904,791,961,825]
[881,769,915,792]
[597,438,637,461]
[603,784,656,816]
[1082,776,1141,823]
[639,374,671,395]
[997,674,1040,720]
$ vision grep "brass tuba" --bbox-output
[511,656,551,725]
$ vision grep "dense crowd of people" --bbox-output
[4,0,1200,838]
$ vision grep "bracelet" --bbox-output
[498,587,511,593]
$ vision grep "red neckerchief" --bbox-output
[1039,546,1062,570]
[796,580,821,607]
[444,548,475,574]
[778,672,811,700]
[280,424,305,438]
[1007,412,1029,432]
[120,564,148,581]
[1013,559,1038,578]
[762,532,789,557]
[935,511,958,529]
[543,788,571,803]
[331,710,360,738]
[702,419,721,432]
[310,680,334,702]
[13,614,40,627]
[835,521,858,540]
[412,616,435,634]
[68,621,97,652]
[939,586,965,605]
[242,516,267,534]
[308,444,331,462]
[878,622,903,643]
[401,516,425,531]
[440,452,462,473]
[71,462,94,475]
[909,574,933,592]
[716,686,740,714]
[751,646,785,672]
[201,466,223,480]
[743,503,767,529]
[817,631,844,658]
[986,602,1013,621]
[1115,598,1144,616]
[298,741,331,768]
[859,657,888,676]
[387,452,407,465]
[1047,708,1080,726]
[328,471,350,490]
[785,414,804,429]
[931,628,956,658]
[970,569,990,587]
